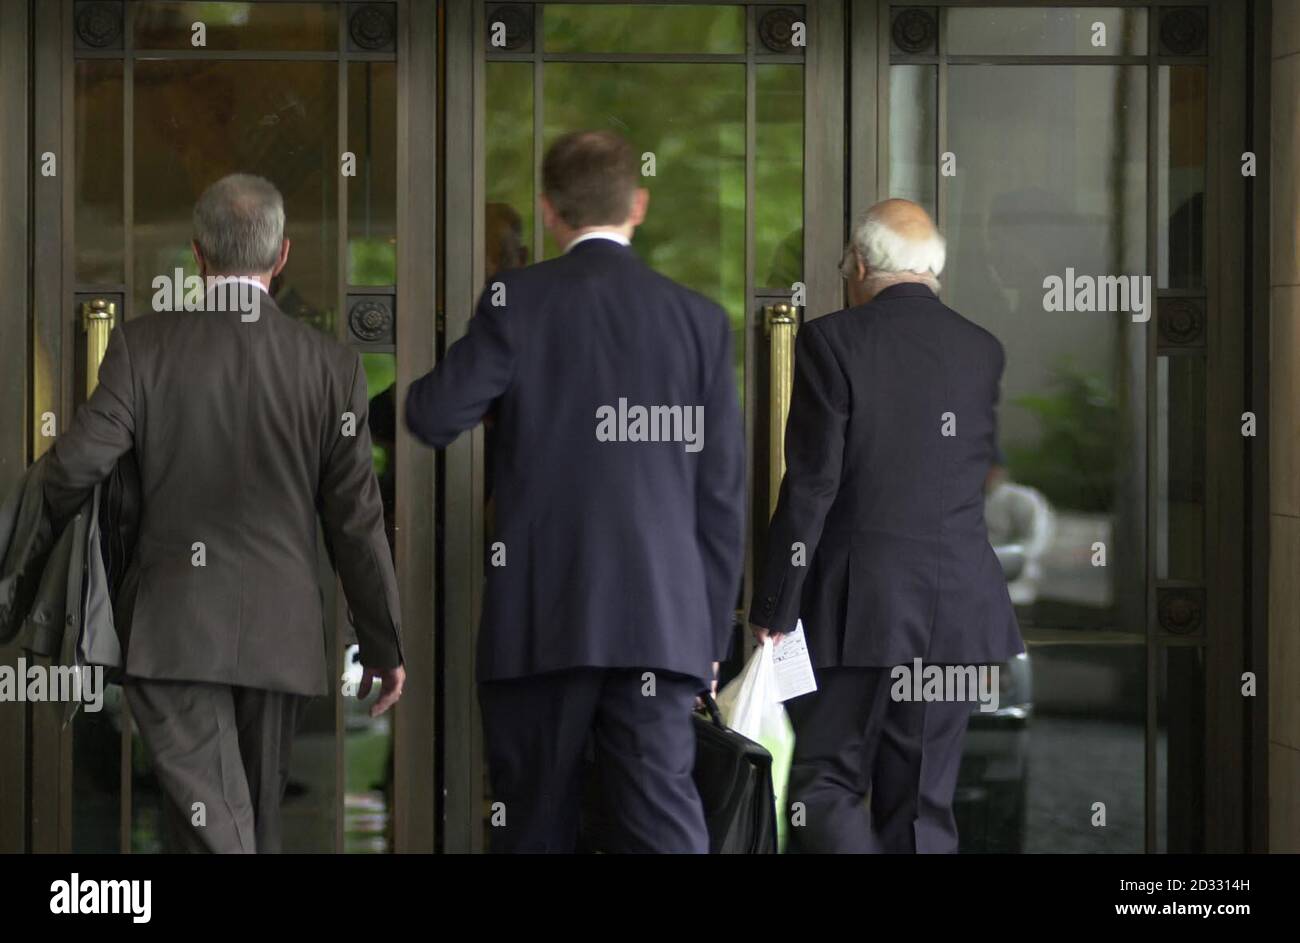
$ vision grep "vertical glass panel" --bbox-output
[755,64,804,290]
[543,4,746,54]
[134,2,339,51]
[343,353,397,853]
[72,691,122,852]
[947,65,1147,852]
[1158,66,1206,289]
[543,62,746,376]
[485,62,534,278]
[130,714,166,852]
[889,64,936,216]
[948,64,1146,633]
[133,60,338,332]
[75,59,124,284]
[958,642,1145,852]
[281,695,339,852]
[348,62,398,287]
[946,7,1148,56]
[1156,355,1205,581]
[1156,645,1205,852]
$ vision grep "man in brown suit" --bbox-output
[44,174,404,853]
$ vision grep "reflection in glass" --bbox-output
[1156,645,1205,852]
[543,62,746,382]
[134,2,338,51]
[1156,355,1205,581]
[485,62,534,276]
[945,65,1147,851]
[72,689,122,852]
[133,60,337,331]
[348,63,397,287]
[281,696,339,852]
[343,354,397,853]
[889,64,936,217]
[946,64,1146,634]
[755,65,804,291]
[1021,643,1144,852]
[76,60,125,285]
[543,3,745,55]
[958,642,1145,852]
[130,713,166,852]
[946,7,1147,57]
[1158,66,1206,289]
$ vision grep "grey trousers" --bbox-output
[126,679,305,854]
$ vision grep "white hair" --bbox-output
[193,173,285,274]
[841,207,945,291]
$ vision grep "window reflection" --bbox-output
[755,65,804,290]
[945,62,1148,853]
[341,354,397,853]
[1158,66,1206,289]
[946,7,1147,57]
[134,2,338,52]
[543,3,746,55]
[543,62,746,384]
[348,63,398,287]
[133,60,338,331]
[889,64,936,218]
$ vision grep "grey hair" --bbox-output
[192,174,285,274]
[840,205,945,292]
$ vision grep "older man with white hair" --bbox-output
[749,198,1023,853]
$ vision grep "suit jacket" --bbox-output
[43,288,403,696]
[0,454,127,722]
[749,282,1023,666]
[406,236,746,686]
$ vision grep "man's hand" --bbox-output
[359,664,406,717]
[750,623,784,646]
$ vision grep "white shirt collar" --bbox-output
[564,230,631,253]
[204,275,270,296]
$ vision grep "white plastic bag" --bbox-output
[715,638,795,851]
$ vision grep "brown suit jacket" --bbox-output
[44,287,402,695]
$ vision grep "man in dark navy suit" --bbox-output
[749,199,1023,853]
[406,130,745,853]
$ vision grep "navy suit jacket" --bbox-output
[406,237,746,686]
[749,282,1023,666]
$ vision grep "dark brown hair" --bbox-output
[542,130,640,229]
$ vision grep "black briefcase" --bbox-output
[576,694,779,854]
[692,694,779,854]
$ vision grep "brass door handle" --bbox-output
[764,302,798,517]
[80,298,117,396]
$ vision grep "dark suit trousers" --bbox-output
[785,667,973,853]
[478,667,708,853]
[125,679,304,853]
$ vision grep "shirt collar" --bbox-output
[871,282,937,302]
[564,230,631,253]
[204,275,270,295]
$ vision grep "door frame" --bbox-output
[2,0,440,854]
[851,0,1269,852]
[439,0,846,852]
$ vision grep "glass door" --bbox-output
[23,0,423,853]
[445,0,837,851]
[881,2,1231,852]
